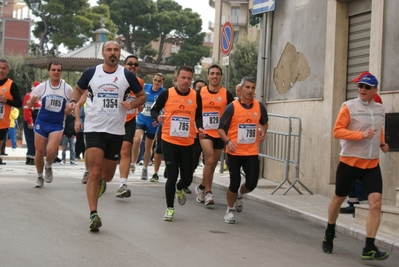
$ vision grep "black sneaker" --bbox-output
[163,166,168,178]
[0,158,6,165]
[322,231,335,253]
[361,247,389,260]
[183,187,192,194]
[339,206,355,214]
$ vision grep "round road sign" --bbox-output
[220,21,234,56]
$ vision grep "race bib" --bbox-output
[141,102,153,116]
[126,96,136,115]
[203,111,219,130]
[170,116,190,137]
[0,103,4,119]
[237,123,256,144]
[44,95,63,113]
[96,92,118,114]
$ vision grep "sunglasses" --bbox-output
[51,69,61,72]
[126,62,139,67]
[357,83,372,90]
[153,78,163,83]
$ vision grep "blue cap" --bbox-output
[358,74,378,87]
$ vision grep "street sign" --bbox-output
[252,0,275,15]
[220,21,234,56]
[222,56,229,66]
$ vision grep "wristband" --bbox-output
[225,139,230,146]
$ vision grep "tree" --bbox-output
[25,0,116,55]
[228,37,258,94]
[166,8,210,67]
[98,0,157,54]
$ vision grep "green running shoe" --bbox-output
[322,231,335,254]
[361,248,389,260]
[163,208,175,221]
[89,213,102,232]
[150,173,159,182]
[176,189,186,205]
[98,180,107,198]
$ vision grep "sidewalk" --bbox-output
[3,147,399,251]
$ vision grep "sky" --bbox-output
[88,0,215,33]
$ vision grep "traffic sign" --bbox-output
[220,21,234,56]
[252,0,275,15]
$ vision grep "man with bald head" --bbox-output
[69,41,146,231]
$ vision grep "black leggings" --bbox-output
[227,154,259,193]
[335,162,383,197]
[162,140,194,207]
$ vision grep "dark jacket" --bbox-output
[63,115,76,138]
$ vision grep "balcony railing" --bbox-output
[208,21,215,30]
[221,15,248,26]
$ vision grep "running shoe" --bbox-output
[98,180,107,198]
[322,231,335,254]
[130,164,135,174]
[81,171,89,184]
[59,160,65,165]
[116,184,131,198]
[235,197,243,212]
[224,209,236,224]
[183,187,192,194]
[361,247,389,260]
[44,164,53,183]
[70,161,77,165]
[141,168,148,180]
[89,213,102,232]
[204,192,215,205]
[176,189,186,205]
[150,173,159,182]
[138,160,144,166]
[163,208,175,222]
[195,185,205,203]
[34,177,44,188]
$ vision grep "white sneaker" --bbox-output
[224,209,236,224]
[45,164,53,183]
[235,197,243,213]
[141,168,148,180]
[204,192,215,205]
[34,177,44,188]
[81,171,89,184]
[195,185,205,203]
[59,160,65,165]
[70,161,77,165]
[130,164,136,174]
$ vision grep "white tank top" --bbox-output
[84,65,129,135]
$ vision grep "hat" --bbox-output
[31,81,40,90]
[351,71,371,83]
[358,74,378,87]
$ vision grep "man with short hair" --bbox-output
[0,59,22,165]
[322,72,389,260]
[69,41,146,231]
[151,66,204,221]
[115,55,144,198]
[235,83,242,99]
[131,73,165,181]
[28,62,73,187]
[195,64,234,205]
[218,77,268,224]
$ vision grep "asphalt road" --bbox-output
[1,161,398,267]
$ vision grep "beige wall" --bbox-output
[260,0,399,205]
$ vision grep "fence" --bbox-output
[220,113,313,195]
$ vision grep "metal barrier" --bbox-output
[219,113,313,195]
[260,113,313,195]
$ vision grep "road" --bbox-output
[0,161,398,267]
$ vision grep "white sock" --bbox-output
[131,163,136,168]
[227,206,235,211]
[237,191,243,199]
[46,163,52,169]
[120,178,127,186]
[38,172,43,178]
[143,166,147,170]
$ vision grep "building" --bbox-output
[0,0,31,56]
[209,0,259,63]
[253,0,399,212]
